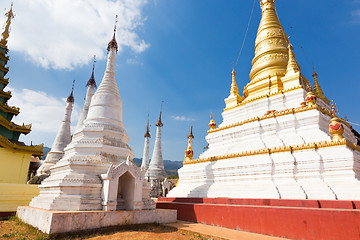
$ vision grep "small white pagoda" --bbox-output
[169,0,360,200]
[33,82,75,181]
[141,118,151,170]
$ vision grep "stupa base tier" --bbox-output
[170,145,360,200]
[156,197,360,240]
[17,206,177,234]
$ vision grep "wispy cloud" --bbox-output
[0,0,150,70]
[126,57,143,65]
[7,87,80,134]
[171,115,195,121]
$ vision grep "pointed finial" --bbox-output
[259,0,275,11]
[107,15,118,53]
[312,66,330,105]
[285,41,300,74]
[67,80,75,103]
[0,2,15,47]
[144,115,151,138]
[156,101,164,127]
[312,66,318,79]
[187,125,194,139]
[86,55,97,88]
[114,15,118,35]
[210,112,214,120]
[93,54,96,71]
[230,64,239,96]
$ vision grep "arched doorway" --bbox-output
[116,171,135,210]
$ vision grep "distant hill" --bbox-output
[41,146,51,160]
[133,158,182,177]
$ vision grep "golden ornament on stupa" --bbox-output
[305,92,317,107]
[209,113,216,130]
[184,125,194,161]
[328,101,344,140]
[329,117,344,141]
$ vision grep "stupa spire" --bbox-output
[107,15,118,53]
[285,42,300,75]
[141,116,151,170]
[66,80,75,103]
[230,68,239,95]
[225,66,243,109]
[75,56,97,132]
[0,3,14,48]
[245,0,289,98]
[312,68,330,105]
[85,17,122,123]
[36,80,75,177]
[144,117,151,138]
[86,55,97,88]
[146,106,166,180]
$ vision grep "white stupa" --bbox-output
[169,0,360,200]
[141,119,151,170]
[29,30,136,211]
[75,57,97,132]
[146,111,167,180]
[35,82,75,177]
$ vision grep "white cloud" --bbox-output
[171,115,195,121]
[0,0,149,70]
[6,87,80,146]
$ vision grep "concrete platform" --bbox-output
[17,206,177,234]
[165,220,289,240]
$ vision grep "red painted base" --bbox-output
[157,198,360,240]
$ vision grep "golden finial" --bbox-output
[259,0,276,11]
[209,112,216,130]
[0,3,15,48]
[225,62,243,108]
[286,42,300,74]
[312,67,330,105]
[230,64,239,96]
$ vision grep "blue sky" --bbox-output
[1,0,360,162]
